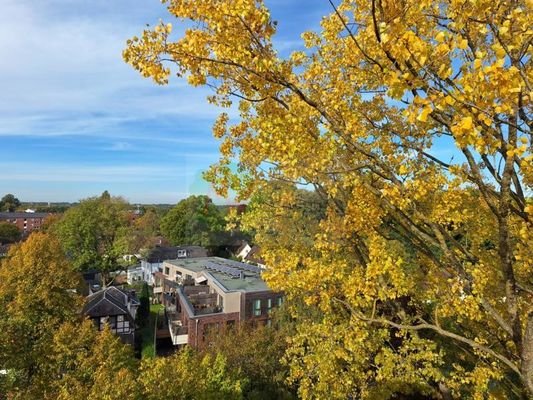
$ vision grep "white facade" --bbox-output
[127,260,162,285]
[236,243,252,259]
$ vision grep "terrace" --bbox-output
[165,286,222,346]
[168,319,188,345]
[183,285,221,315]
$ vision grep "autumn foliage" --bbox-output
[125,0,532,397]
[0,234,254,399]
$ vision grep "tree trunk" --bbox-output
[521,311,533,397]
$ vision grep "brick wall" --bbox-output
[242,291,283,324]
[0,216,46,233]
[187,311,240,349]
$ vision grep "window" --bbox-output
[267,298,272,313]
[116,315,130,334]
[253,299,261,316]
[164,267,170,275]
[277,296,283,307]
[177,249,187,258]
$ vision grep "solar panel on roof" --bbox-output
[205,261,241,278]
[232,261,261,274]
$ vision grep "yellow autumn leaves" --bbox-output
[125,0,532,397]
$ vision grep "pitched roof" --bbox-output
[235,241,250,256]
[244,246,266,265]
[225,238,247,253]
[82,286,139,318]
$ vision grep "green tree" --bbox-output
[140,348,245,400]
[161,195,225,248]
[40,214,62,232]
[0,222,21,244]
[136,282,150,329]
[202,321,296,400]
[240,183,326,252]
[128,208,161,253]
[0,194,21,212]
[45,320,140,400]
[53,192,130,286]
[0,233,83,397]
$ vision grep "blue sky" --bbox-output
[0,0,330,204]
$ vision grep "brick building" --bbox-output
[154,257,282,348]
[0,211,51,234]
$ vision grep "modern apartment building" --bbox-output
[154,257,282,348]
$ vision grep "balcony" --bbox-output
[183,286,222,316]
[169,320,189,345]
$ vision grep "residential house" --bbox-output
[127,245,208,285]
[235,241,252,260]
[243,245,266,269]
[0,211,51,234]
[233,241,266,270]
[154,257,282,348]
[82,286,140,345]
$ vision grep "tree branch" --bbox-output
[332,297,521,376]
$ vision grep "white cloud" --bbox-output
[0,0,226,138]
[0,162,194,183]
[0,0,328,204]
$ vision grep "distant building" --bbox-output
[0,211,51,234]
[82,286,140,345]
[225,238,249,259]
[82,270,102,295]
[154,257,282,348]
[127,245,209,285]
[233,241,266,269]
[127,206,143,223]
[235,241,252,259]
[243,245,266,269]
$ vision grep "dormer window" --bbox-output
[177,249,187,258]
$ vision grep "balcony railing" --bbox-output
[169,320,189,345]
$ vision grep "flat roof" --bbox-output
[165,257,270,293]
[0,212,50,219]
